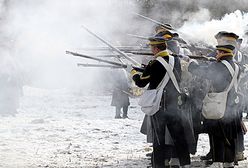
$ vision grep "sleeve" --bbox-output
[132,59,166,89]
[132,61,153,88]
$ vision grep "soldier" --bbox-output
[201,31,239,162]
[127,36,191,168]
[155,27,195,166]
[194,44,241,168]
[233,38,247,162]
[140,26,176,163]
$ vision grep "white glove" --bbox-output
[125,64,133,73]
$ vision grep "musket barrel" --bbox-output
[126,51,153,56]
[66,51,127,68]
[133,13,191,40]
[133,12,174,31]
[81,25,141,67]
[77,63,123,68]
[127,34,148,40]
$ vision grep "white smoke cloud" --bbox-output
[0,0,139,90]
[179,10,248,46]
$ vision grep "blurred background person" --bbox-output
[110,69,131,119]
[0,54,24,116]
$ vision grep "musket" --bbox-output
[186,55,215,60]
[126,51,153,56]
[94,53,134,58]
[126,51,216,61]
[90,54,125,58]
[77,46,144,51]
[67,51,145,72]
[66,51,126,67]
[77,63,122,69]
[127,34,148,40]
[81,25,141,66]
[132,13,195,42]
[178,54,216,61]
[95,54,120,58]
[133,12,174,31]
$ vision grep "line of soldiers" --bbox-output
[126,24,248,168]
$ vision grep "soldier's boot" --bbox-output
[115,107,121,119]
[200,151,212,160]
[223,162,234,168]
[164,159,170,168]
[122,115,128,119]
[236,152,246,161]
[170,158,180,168]
[205,160,213,166]
[122,106,128,118]
[146,152,153,157]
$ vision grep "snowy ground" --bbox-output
[0,86,248,168]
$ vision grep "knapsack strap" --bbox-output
[221,60,234,77]
[157,56,181,93]
[155,56,175,90]
[221,60,239,92]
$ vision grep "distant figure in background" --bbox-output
[0,55,23,116]
[111,69,130,119]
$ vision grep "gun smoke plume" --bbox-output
[0,0,140,91]
[140,0,248,27]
